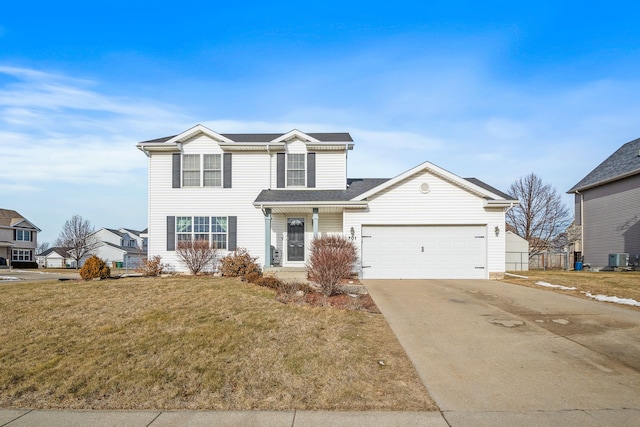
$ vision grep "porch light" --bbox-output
[350,227,355,239]
[495,225,500,237]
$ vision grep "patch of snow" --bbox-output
[582,292,640,307]
[0,276,20,281]
[14,270,60,275]
[535,281,577,291]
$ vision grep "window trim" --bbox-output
[287,153,306,187]
[203,154,222,187]
[175,215,228,250]
[15,229,31,241]
[12,249,32,261]
[182,154,201,187]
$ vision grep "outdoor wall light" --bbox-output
[495,225,500,236]
[350,226,355,239]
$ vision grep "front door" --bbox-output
[287,218,305,262]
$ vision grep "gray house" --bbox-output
[568,138,640,268]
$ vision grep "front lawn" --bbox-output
[0,276,436,411]
[502,270,640,310]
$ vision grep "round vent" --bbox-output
[420,182,430,194]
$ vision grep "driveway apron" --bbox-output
[364,279,640,413]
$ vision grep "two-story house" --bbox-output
[568,138,640,269]
[0,208,40,268]
[137,124,517,279]
[91,228,148,268]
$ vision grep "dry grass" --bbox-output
[0,276,436,411]
[502,270,640,310]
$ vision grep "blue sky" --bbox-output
[2,1,640,244]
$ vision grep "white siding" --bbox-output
[147,137,270,272]
[318,212,343,236]
[93,244,126,265]
[316,152,347,189]
[344,170,506,278]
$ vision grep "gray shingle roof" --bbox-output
[569,137,640,192]
[464,178,515,200]
[254,178,389,203]
[138,132,353,144]
[0,209,22,227]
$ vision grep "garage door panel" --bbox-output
[362,225,487,279]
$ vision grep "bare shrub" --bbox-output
[176,240,219,275]
[79,255,110,280]
[306,235,358,297]
[254,275,282,289]
[245,271,261,284]
[219,248,261,279]
[136,255,167,277]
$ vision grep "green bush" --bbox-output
[219,248,261,279]
[79,255,111,280]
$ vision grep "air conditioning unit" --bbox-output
[609,253,629,267]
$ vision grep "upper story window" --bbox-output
[287,154,305,187]
[182,154,222,187]
[183,155,200,187]
[203,154,222,187]
[16,229,31,241]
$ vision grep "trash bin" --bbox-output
[575,261,583,271]
[116,261,123,268]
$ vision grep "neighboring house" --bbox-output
[505,231,529,271]
[91,228,147,268]
[37,247,73,268]
[137,124,518,279]
[568,138,640,269]
[0,208,40,268]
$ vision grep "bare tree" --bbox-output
[55,214,99,269]
[176,240,219,275]
[506,173,571,257]
[36,241,50,255]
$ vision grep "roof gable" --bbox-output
[0,208,40,231]
[569,137,640,192]
[167,124,235,144]
[352,162,516,202]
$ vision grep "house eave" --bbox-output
[253,201,368,209]
[484,199,520,208]
[568,169,640,193]
[136,143,181,154]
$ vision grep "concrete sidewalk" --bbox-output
[0,409,448,426]
[3,408,640,426]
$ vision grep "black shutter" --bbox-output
[223,153,232,188]
[167,216,176,251]
[277,153,285,188]
[13,229,16,241]
[307,152,316,188]
[172,153,181,188]
[228,216,237,251]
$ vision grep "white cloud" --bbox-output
[0,66,192,188]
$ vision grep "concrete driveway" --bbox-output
[365,279,640,425]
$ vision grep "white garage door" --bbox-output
[361,225,487,279]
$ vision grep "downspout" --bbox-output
[267,144,272,189]
[576,190,584,258]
